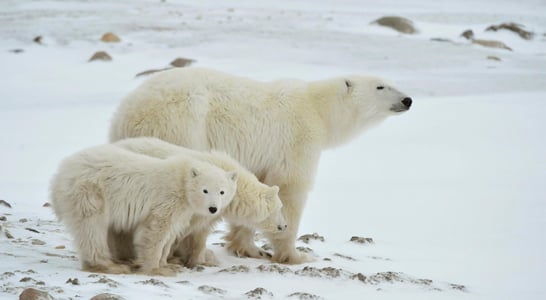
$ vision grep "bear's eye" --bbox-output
[220,191,225,195]
[344,79,352,89]
[203,189,208,194]
[376,86,384,90]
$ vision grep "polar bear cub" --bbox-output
[50,144,237,275]
[112,137,287,266]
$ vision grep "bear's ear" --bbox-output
[267,185,280,199]
[227,171,238,182]
[190,168,200,178]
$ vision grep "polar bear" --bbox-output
[50,144,237,275]
[111,137,287,267]
[109,68,412,264]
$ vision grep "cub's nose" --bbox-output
[277,224,288,231]
[402,97,412,108]
[208,206,218,214]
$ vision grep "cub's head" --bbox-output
[186,163,238,216]
[254,185,287,233]
[342,75,412,117]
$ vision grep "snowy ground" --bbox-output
[1,0,545,299]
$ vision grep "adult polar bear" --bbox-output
[110,68,412,264]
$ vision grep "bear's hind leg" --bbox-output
[224,225,271,259]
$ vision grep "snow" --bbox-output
[1,0,545,299]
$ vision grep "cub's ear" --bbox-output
[227,171,238,182]
[267,185,280,199]
[190,168,200,178]
[344,79,353,92]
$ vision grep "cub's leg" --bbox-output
[224,225,271,259]
[134,217,177,276]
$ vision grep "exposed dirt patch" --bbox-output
[245,287,274,299]
[288,292,323,300]
[350,236,374,244]
[218,265,250,273]
[297,233,324,244]
[198,285,226,295]
[136,278,169,288]
[486,22,534,40]
[257,264,293,274]
[295,266,345,278]
[333,253,356,261]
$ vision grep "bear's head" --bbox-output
[185,163,238,216]
[342,75,411,118]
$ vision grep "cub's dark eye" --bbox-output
[203,189,208,194]
[344,79,352,88]
[220,191,225,195]
[376,86,384,90]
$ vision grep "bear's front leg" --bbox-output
[134,218,177,276]
[224,225,271,259]
[266,185,315,264]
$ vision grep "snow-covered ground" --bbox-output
[1,0,545,299]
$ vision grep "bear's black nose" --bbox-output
[402,97,412,108]
[209,207,218,214]
[277,224,288,231]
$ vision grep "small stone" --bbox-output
[0,216,6,221]
[25,228,40,233]
[450,283,467,291]
[287,292,323,300]
[218,265,250,273]
[90,293,125,300]
[0,200,12,208]
[245,287,274,299]
[371,16,417,34]
[135,68,170,77]
[297,233,324,244]
[33,36,43,44]
[351,273,366,283]
[89,51,112,62]
[31,239,46,245]
[5,230,14,239]
[257,264,293,274]
[176,280,191,285]
[42,203,51,207]
[55,245,65,249]
[198,285,226,295]
[472,39,512,51]
[101,32,121,43]
[461,29,474,40]
[8,49,24,54]
[20,277,33,282]
[486,22,534,40]
[66,278,79,285]
[19,218,28,223]
[40,260,48,263]
[296,246,314,253]
[19,287,53,300]
[350,236,374,244]
[170,57,195,68]
[136,278,169,288]
[487,55,501,61]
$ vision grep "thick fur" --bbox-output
[50,144,237,275]
[109,67,411,264]
[112,137,286,267]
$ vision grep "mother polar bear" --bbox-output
[109,67,412,264]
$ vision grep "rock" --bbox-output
[136,278,169,288]
[170,57,195,68]
[25,228,40,233]
[19,218,28,223]
[430,38,453,43]
[33,36,43,44]
[287,292,323,300]
[89,51,112,62]
[0,216,6,221]
[218,265,250,273]
[66,278,79,285]
[371,16,417,34]
[9,49,24,54]
[487,56,501,61]
[135,68,171,77]
[19,288,53,300]
[472,39,512,51]
[486,22,534,40]
[198,285,226,296]
[0,199,12,208]
[351,273,366,283]
[450,283,467,291]
[297,233,324,244]
[101,32,120,43]
[5,230,14,239]
[295,266,342,278]
[245,287,273,299]
[90,293,125,300]
[461,29,474,40]
[31,239,46,245]
[257,264,293,274]
[350,236,374,244]
[42,202,51,207]
[296,246,314,254]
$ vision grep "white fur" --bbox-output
[50,144,237,275]
[109,67,411,264]
[112,137,287,267]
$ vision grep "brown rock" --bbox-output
[486,22,534,40]
[198,285,226,295]
[472,39,512,51]
[170,57,195,68]
[101,32,120,43]
[245,287,273,299]
[90,293,125,300]
[33,36,43,44]
[350,236,374,244]
[89,51,112,62]
[55,245,65,249]
[0,216,6,221]
[31,239,46,245]
[297,233,324,244]
[43,202,51,207]
[461,29,474,40]
[371,16,417,34]
[19,288,53,300]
